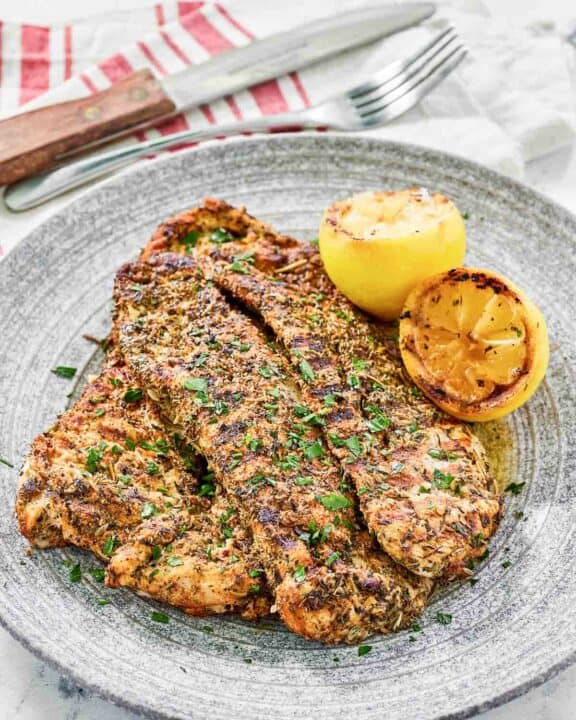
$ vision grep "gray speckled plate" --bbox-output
[0,135,574,720]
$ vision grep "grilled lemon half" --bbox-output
[318,189,466,320]
[399,267,549,422]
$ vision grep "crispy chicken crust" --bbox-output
[115,253,433,644]
[144,199,502,579]
[16,352,269,619]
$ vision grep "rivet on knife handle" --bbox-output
[0,69,176,185]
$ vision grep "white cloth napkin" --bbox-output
[0,0,573,258]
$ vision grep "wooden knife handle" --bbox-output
[0,69,176,185]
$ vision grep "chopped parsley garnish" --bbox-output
[180,230,201,247]
[309,237,319,248]
[118,474,132,485]
[69,563,82,582]
[102,535,118,557]
[146,461,160,476]
[109,377,122,387]
[326,551,340,567]
[365,406,391,432]
[357,645,372,656]
[323,394,337,407]
[166,556,184,567]
[151,611,170,624]
[299,358,315,382]
[294,476,314,486]
[193,352,209,368]
[411,621,423,633]
[51,366,77,379]
[304,440,324,460]
[0,456,14,468]
[432,468,454,489]
[258,365,275,379]
[94,408,106,417]
[435,611,453,625]
[125,438,136,451]
[141,502,159,518]
[470,532,484,548]
[351,358,369,371]
[183,377,208,393]
[505,482,525,495]
[294,565,307,583]
[230,251,255,273]
[249,568,265,578]
[347,373,360,390]
[85,443,106,474]
[89,567,105,582]
[427,448,459,461]
[139,438,170,455]
[319,493,353,511]
[97,598,111,606]
[501,560,512,569]
[151,545,162,561]
[123,388,143,403]
[299,521,332,547]
[210,228,233,244]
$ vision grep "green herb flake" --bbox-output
[90,567,105,582]
[151,545,162,562]
[294,565,307,583]
[141,502,159,519]
[97,598,111,606]
[69,563,82,582]
[102,535,118,557]
[299,358,315,382]
[304,440,324,460]
[319,493,353,511]
[326,551,340,567]
[183,377,208,393]
[166,556,184,567]
[505,482,525,496]
[210,228,233,244]
[294,476,314,487]
[435,611,453,626]
[85,445,105,474]
[123,388,143,403]
[51,366,77,379]
[146,461,160,476]
[347,373,360,390]
[0,456,14,468]
[151,611,170,624]
[180,230,201,247]
[432,468,454,489]
[358,645,372,657]
[249,568,265,578]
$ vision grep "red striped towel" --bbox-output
[0,2,313,138]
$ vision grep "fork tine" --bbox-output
[347,25,457,101]
[357,46,467,127]
[352,28,461,109]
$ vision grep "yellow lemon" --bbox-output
[399,267,549,421]
[318,189,466,320]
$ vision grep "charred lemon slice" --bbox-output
[318,189,466,320]
[399,268,549,421]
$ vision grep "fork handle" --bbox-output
[4,112,318,211]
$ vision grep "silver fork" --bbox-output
[4,26,466,211]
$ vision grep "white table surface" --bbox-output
[0,1,575,719]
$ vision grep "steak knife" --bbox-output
[0,3,434,185]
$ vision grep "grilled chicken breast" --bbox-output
[144,199,502,579]
[16,351,269,618]
[115,253,433,644]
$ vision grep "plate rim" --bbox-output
[1,132,575,720]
